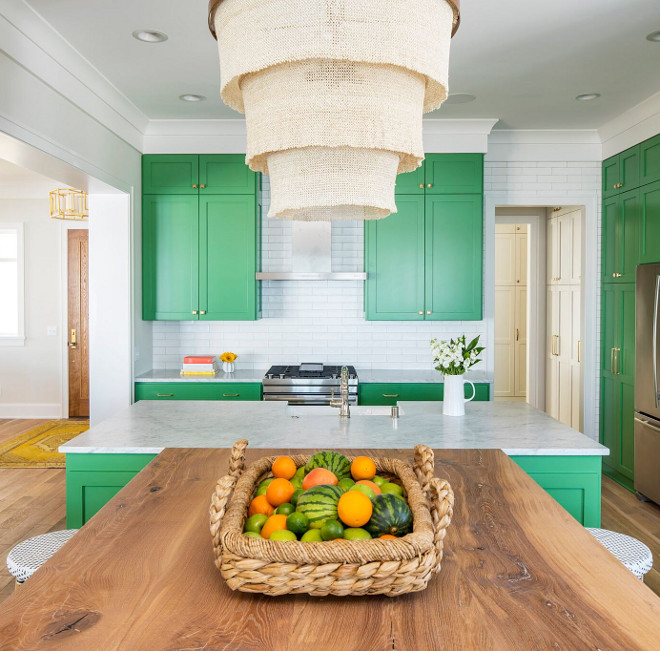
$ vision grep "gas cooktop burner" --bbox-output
[262,364,359,405]
[264,364,358,380]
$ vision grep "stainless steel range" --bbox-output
[263,363,358,405]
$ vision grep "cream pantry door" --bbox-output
[494,226,516,397]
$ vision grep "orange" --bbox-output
[302,468,338,491]
[266,478,296,507]
[272,456,297,480]
[337,490,373,528]
[260,514,288,539]
[380,534,397,539]
[356,479,381,495]
[248,494,274,517]
[351,456,377,481]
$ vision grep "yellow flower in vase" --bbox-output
[220,352,238,373]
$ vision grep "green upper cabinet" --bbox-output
[424,154,484,194]
[639,180,660,265]
[364,196,425,320]
[142,154,259,321]
[199,196,257,320]
[395,166,425,195]
[142,195,199,320]
[365,154,483,321]
[199,155,256,194]
[640,134,660,186]
[425,195,483,319]
[602,146,639,199]
[602,189,639,284]
[143,155,199,195]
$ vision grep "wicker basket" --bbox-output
[209,440,454,597]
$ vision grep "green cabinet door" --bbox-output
[142,195,199,320]
[602,190,639,283]
[425,194,483,320]
[639,180,660,264]
[143,155,199,195]
[135,382,262,401]
[199,155,256,195]
[199,196,257,320]
[600,374,620,479]
[424,154,484,194]
[395,166,425,195]
[359,382,490,405]
[365,196,425,320]
[640,134,660,186]
[602,156,620,200]
[602,147,640,199]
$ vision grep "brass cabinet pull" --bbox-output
[427,183,432,188]
[156,393,174,397]
[418,183,424,188]
[615,348,621,375]
[192,310,198,315]
[426,310,432,315]
[382,394,399,398]
[577,340,581,363]
[200,184,206,189]
[192,184,198,189]
[611,347,615,374]
[418,310,424,315]
[200,310,206,315]
[222,393,239,397]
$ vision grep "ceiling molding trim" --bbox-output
[486,130,602,162]
[0,1,147,149]
[599,91,660,159]
[423,118,499,153]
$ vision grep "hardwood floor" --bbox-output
[0,420,659,606]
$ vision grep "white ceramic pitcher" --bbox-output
[443,374,476,416]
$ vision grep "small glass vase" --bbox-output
[443,374,476,416]
[222,362,235,373]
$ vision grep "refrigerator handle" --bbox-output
[654,275,660,407]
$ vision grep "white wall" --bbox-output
[0,199,63,417]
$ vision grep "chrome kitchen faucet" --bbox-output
[330,366,351,418]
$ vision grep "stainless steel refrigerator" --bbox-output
[635,263,660,504]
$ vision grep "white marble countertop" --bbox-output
[61,400,607,457]
[136,369,492,384]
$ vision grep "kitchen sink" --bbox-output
[285,405,404,417]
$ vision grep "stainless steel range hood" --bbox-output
[255,221,367,281]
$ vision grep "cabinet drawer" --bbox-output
[135,382,262,401]
[359,383,490,406]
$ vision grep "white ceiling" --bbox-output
[23,0,660,130]
[0,158,62,199]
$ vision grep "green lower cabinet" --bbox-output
[66,453,157,527]
[511,455,602,527]
[359,382,490,406]
[135,382,262,401]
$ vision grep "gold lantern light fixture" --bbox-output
[49,188,88,221]
[208,0,460,222]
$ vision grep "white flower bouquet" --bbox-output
[430,335,484,376]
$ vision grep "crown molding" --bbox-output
[1,0,147,150]
[599,90,660,158]
[486,129,602,162]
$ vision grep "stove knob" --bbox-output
[279,373,285,379]
[267,374,273,379]
[332,373,338,379]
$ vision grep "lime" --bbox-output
[244,513,268,534]
[290,476,303,489]
[255,478,274,496]
[286,512,310,537]
[381,482,404,497]
[343,527,372,540]
[300,529,323,542]
[372,475,387,487]
[243,531,262,538]
[290,488,304,506]
[320,518,344,541]
[350,484,375,500]
[275,502,295,515]
[269,529,297,541]
[338,478,355,492]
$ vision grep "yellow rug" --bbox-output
[0,420,89,468]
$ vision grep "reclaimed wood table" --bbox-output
[1,448,660,650]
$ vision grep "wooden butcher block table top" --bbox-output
[1,447,659,650]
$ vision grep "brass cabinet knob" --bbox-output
[426,310,431,315]
[200,310,206,315]
[418,183,424,188]
[418,310,424,315]
[200,184,206,189]
[192,184,198,189]
[192,310,198,315]
[427,183,432,188]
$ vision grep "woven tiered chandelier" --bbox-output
[208,0,460,221]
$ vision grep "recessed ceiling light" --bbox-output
[444,93,476,105]
[576,93,601,101]
[179,94,206,102]
[646,31,660,42]
[132,30,168,43]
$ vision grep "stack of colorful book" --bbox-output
[180,355,218,376]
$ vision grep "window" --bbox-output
[0,223,25,345]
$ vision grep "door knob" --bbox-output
[200,184,206,189]
[192,184,197,189]
[192,310,198,315]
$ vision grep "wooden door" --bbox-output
[364,196,425,320]
[68,229,89,418]
[199,195,257,320]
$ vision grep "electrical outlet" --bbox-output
[47,326,57,336]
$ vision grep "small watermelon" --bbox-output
[366,493,413,538]
[305,451,351,480]
[295,484,343,529]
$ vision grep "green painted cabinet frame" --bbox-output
[602,189,639,284]
[602,146,639,199]
[134,382,262,401]
[66,453,157,528]
[511,455,602,527]
[359,382,490,405]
